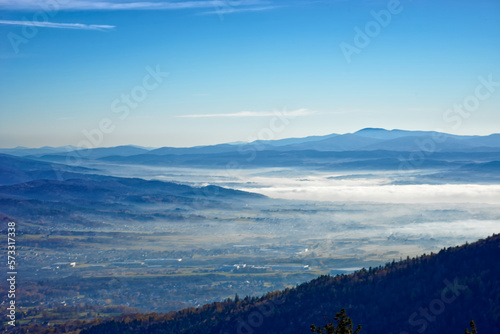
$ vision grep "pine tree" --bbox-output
[310,308,361,334]
[465,319,477,334]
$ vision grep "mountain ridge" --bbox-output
[3,129,499,158]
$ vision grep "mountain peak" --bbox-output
[356,127,388,132]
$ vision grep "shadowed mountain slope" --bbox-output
[22,234,498,334]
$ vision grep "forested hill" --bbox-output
[21,234,498,334]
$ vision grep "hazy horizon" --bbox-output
[1,127,500,149]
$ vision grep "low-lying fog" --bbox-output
[74,163,500,257]
[86,162,500,205]
[25,161,499,311]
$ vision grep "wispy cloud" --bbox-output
[0,20,115,31]
[177,108,316,118]
[0,0,272,11]
[198,5,279,15]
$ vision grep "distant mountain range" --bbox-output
[2,129,500,159]
[146,127,500,153]
[0,145,153,158]
[25,234,499,334]
[1,128,499,180]
[255,128,500,152]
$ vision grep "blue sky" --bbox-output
[0,0,499,148]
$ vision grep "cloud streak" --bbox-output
[177,108,316,118]
[0,20,115,31]
[0,0,272,12]
[198,5,279,15]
